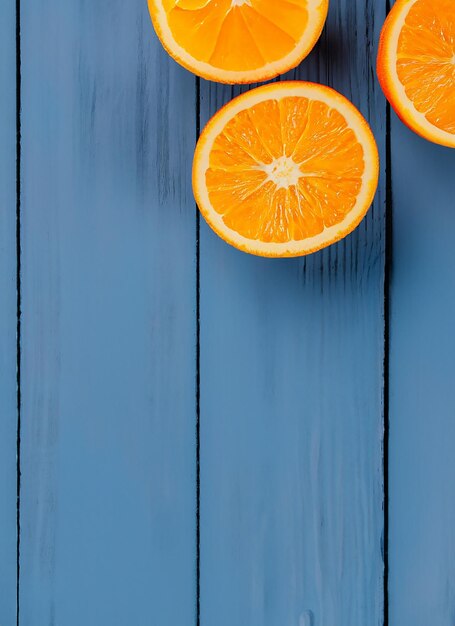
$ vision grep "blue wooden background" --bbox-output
[1,1,454,624]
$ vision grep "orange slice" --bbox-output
[147,0,329,84]
[193,82,379,257]
[377,0,455,148]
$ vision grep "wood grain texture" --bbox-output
[0,2,17,624]
[198,1,386,624]
[19,2,196,624]
[389,120,455,626]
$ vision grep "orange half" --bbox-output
[377,0,455,148]
[193,82,379,257]
[148,0,329,84]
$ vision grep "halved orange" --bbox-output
[147,0,329,84]
[377,0,455,148]
[193,82,379,257]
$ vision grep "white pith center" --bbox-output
[231,0,251,6]
[262,156,303,189]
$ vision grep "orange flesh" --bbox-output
[164,0,309,71]
[396,0,455,133]
[206,97,365,243]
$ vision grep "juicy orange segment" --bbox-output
[193,82,379,257]
[377,0,455,147]
[148,0,329,83]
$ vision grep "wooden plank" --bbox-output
[19,2,196,624]
[199,1,386,624]
[0,2,18,624]
[389,120,455,625]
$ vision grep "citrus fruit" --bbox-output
[193,82,379,257]
[147,0,329,84]
[377,0,455,148]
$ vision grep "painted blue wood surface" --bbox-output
[199,1,386,624]
[0,2,17,624]
[389,119,455,625]
[19,2,196,624]
[7,0,455,622]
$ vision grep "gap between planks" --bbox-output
[15,0,22,624]
[195,74,201,626]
